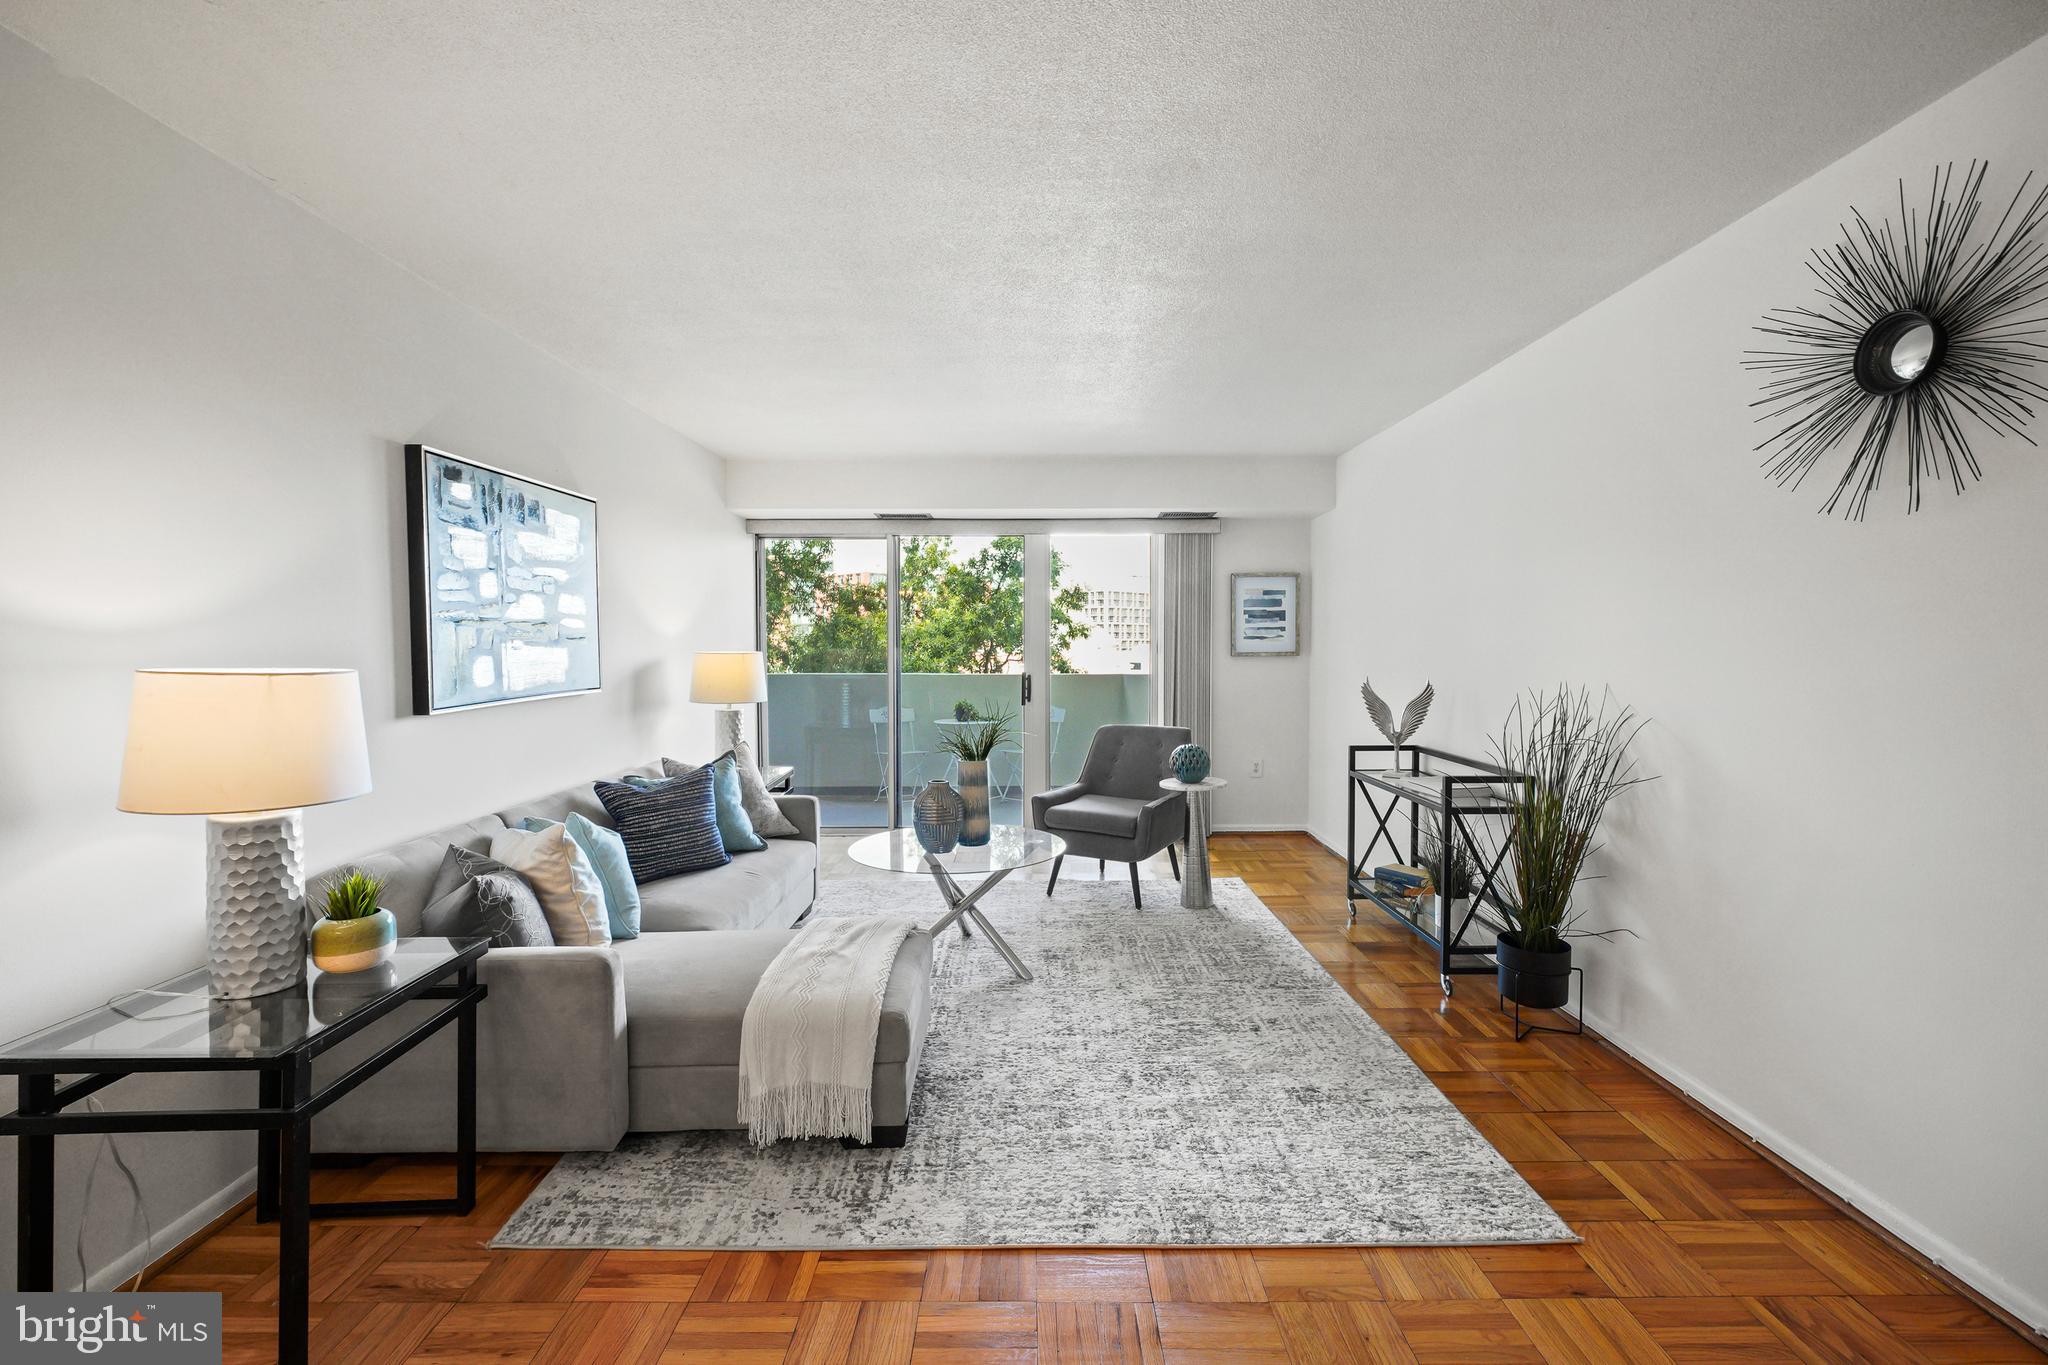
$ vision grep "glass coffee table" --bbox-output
[846,826,1064,982]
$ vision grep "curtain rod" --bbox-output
[745,518,1219,536]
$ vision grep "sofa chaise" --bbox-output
[306,760,932,1152]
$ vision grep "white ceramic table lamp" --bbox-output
[118,669,372,999]
[689,650,766,757]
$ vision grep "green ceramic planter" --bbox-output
[311,908,396,974]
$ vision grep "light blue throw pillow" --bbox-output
[521,814,640,939]
[707,753,765,853]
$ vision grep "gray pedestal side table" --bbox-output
[1160,777,1228,909]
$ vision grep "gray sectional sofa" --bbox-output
[307,760,932,1152]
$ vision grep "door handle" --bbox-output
[1021,674,1032,705]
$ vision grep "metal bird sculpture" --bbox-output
[1361,679,1434,757]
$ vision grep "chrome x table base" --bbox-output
[922,855,1034,981]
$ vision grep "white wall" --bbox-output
[0,31,752,1288]
[1208,519,1312,831]
[726,453,1334,519]
[1307,35,2048,1329]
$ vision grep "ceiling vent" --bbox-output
[1157,511,1218,520]
[872,512,934,520]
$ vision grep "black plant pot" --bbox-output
[1496,932,1572,1009]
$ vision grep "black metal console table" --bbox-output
[2,937,487,1365]
[1346,745,1526,997]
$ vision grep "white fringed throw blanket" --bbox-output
[738,915,918,1146]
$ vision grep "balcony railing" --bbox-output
[764,671,1152,827]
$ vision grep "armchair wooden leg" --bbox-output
[1167,844,1180,881]
[1046,854,1063,897]
[1129,860,1143,908]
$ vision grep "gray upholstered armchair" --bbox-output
[1030,724,1191,907]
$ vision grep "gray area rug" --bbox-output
[492,876,1571,1249]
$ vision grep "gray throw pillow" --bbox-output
[666,740,798,838]
[469,872,556,948]
[420,845,554,947]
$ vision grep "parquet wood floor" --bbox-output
[148,833,2043,1362]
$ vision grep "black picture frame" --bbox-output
[405,444,602,715]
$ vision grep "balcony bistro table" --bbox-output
[847,826,1064,982]
[0,937,487,1365]
[1160,777,1228,909]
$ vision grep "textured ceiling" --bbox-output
[5,1,2046,461]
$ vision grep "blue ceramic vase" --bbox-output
[1170,743,1211,784]
[913,780,964,853]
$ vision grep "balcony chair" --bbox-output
[1030,723,1188,908]
[870,707,930,804]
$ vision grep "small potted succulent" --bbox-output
[310,868,396,974]
[952,699,981,722]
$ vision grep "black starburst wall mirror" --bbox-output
[1745,162,2048,519]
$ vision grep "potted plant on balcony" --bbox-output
[936,707,1016,847]
[1490,686,1650,1010]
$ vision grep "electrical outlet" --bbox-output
[1250,759,1264,778]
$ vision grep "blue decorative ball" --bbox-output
[1170,743,1211,784]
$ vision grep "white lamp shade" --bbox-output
[118,669,373,815]
[689,651,767,705]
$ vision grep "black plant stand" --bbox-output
[1345,745,1527,997]
[1497,965,1586,1042]
[1,938,486,1365]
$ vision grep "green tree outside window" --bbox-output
[763,537,1089,674]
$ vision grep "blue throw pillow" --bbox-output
[594,767,729,882]
[522,814,641,940]
[633,757,764,853]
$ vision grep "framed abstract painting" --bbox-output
[1228,572,1302,656]
[405,445,602,714]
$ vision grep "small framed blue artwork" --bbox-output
[405,445,602,714]
[1228,572,1302,657]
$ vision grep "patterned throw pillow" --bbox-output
[671,741,799,838]
[661,754,764,853]
[490,823,611,947]
[469,873,557,948]
[594,765,730,882]
[419,846,554,947]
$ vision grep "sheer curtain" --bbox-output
[1156,532,1211,742]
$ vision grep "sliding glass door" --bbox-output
[1046,533,1155,786]
[897,535,1026,826]
[760,531,1155,829]
[759,536,891,827]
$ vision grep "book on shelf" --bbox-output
[1372,864,1431,890]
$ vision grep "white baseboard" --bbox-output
[86,1169,255,1293]
[1212,822,1307,833]
[1575,1016,2047,1337]
[1298,820,2042,1333]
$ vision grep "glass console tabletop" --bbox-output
[0,937,488,1066]
[845,825,1063,876]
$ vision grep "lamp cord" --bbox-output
[76,1095,154,1293]
[74,983,209,1291]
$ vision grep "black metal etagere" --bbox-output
[1345,744,1527,997]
